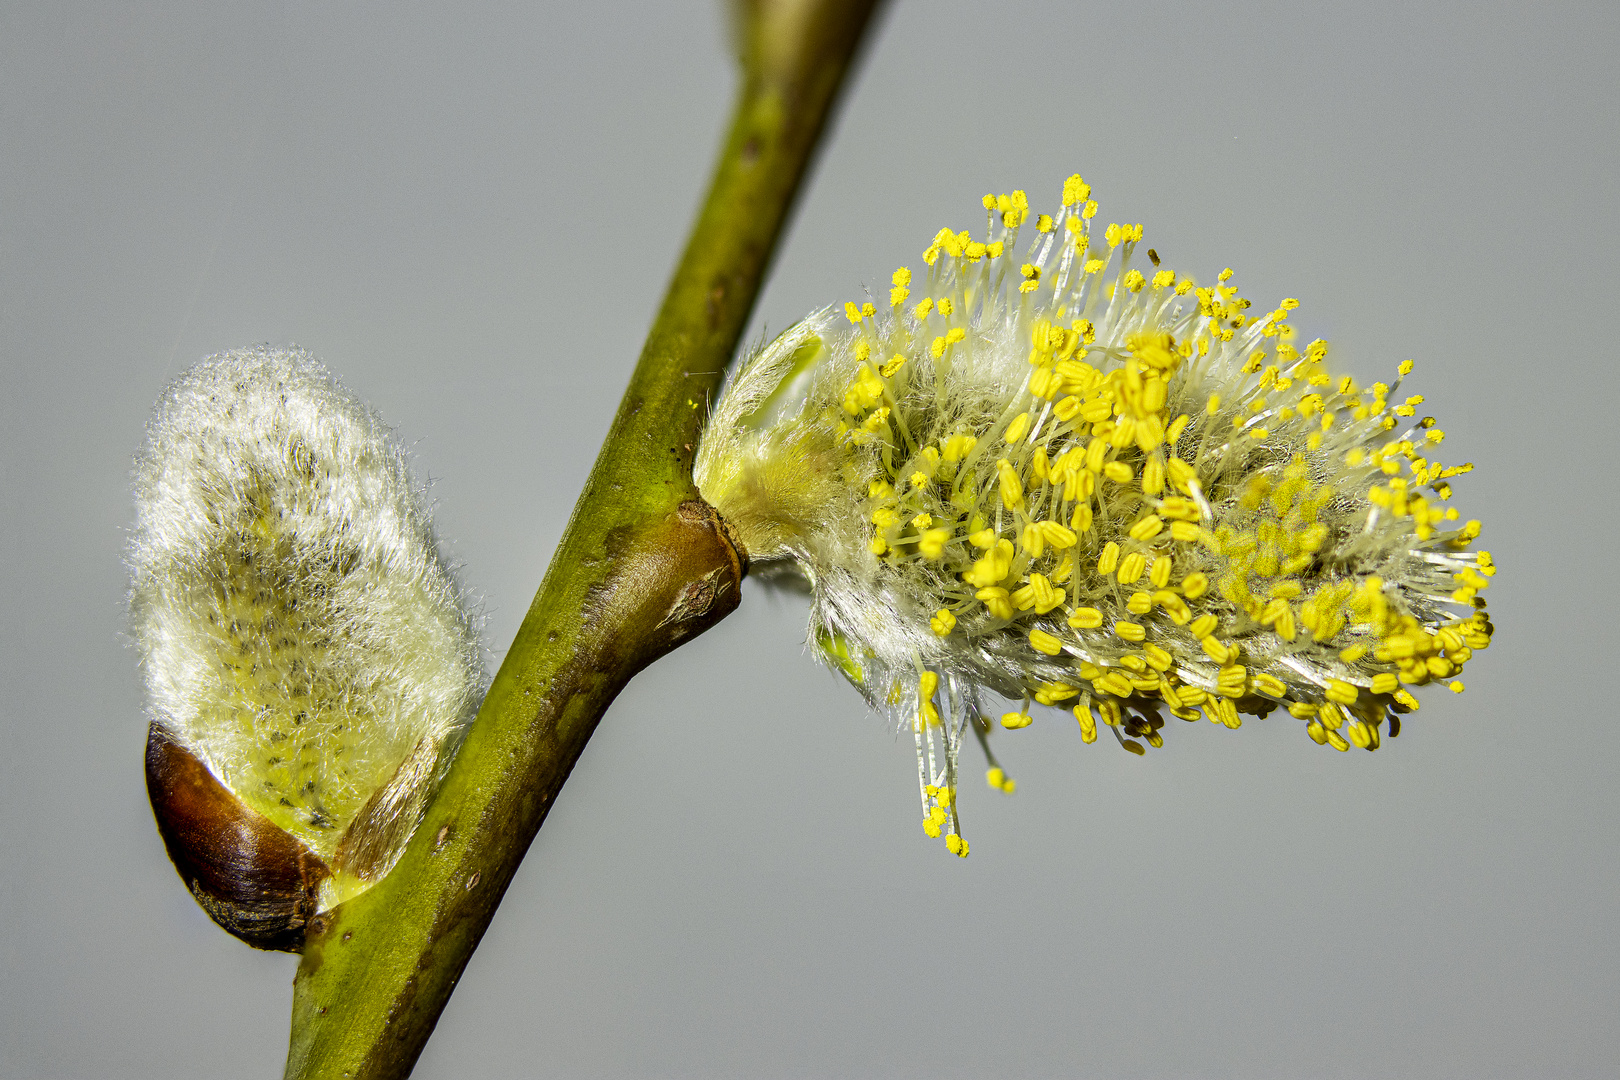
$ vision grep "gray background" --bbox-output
[3,1,1616,1077]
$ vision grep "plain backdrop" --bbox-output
[3,2,1618,1077]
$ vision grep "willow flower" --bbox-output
[696,175,1495,857]
[130,347,483,947]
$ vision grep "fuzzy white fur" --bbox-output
[130,346,483,897]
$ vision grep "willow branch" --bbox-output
[282,2,884,1077]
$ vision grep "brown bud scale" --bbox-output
[145,723,330,952]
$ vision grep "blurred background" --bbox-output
[4,1,1617,1076]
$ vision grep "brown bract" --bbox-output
[145,724,330,952]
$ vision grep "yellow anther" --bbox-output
[1068,607,1103,630]
[945,834,968,857]
[1005,412,1031,443]
[996,458,1025,508]
[913,297,934,319]
[962,538,1015,588]
[1117,552,1146,584]
[1010,569,1062,612]
[1019,523,1045,558]
[1155,591,1191,624]
[1039,521,1078,548]
[1142,454,1165,495]
[1062,174,1091,207]
[1189,613,1217,638]
[1115,620,1146,643]
[1159,497,1198,521]
[918,671,938,701]
[938,434,976,463]
[1201,636,1233,663]
[1129,515,1165,541]
[1149,556,1173,588]
[1028,366,1063,399]
[1034,681,1080,704]
[1253,673,1287,698]
[1103,461,1134,484]
[919,527,951,559]
[1001,711,1033,729]
[1181,572,1209,598]
[1127,590,1153,615]
[1325,679,1359,705]
[929,609,957,636]
[1029,628,1064,656]
[975,586,1014,620]
[1097,541,1120,575]
[1217,664,1249,697]
[1142,643,1173,671]
[844,301,863,323]
[968,528,996,548]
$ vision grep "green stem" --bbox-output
[282,3,884,1077]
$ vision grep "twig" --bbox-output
[282,2,884,1077]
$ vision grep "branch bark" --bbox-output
[282,2,885,1077]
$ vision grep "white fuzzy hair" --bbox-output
[129,346,483,893]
